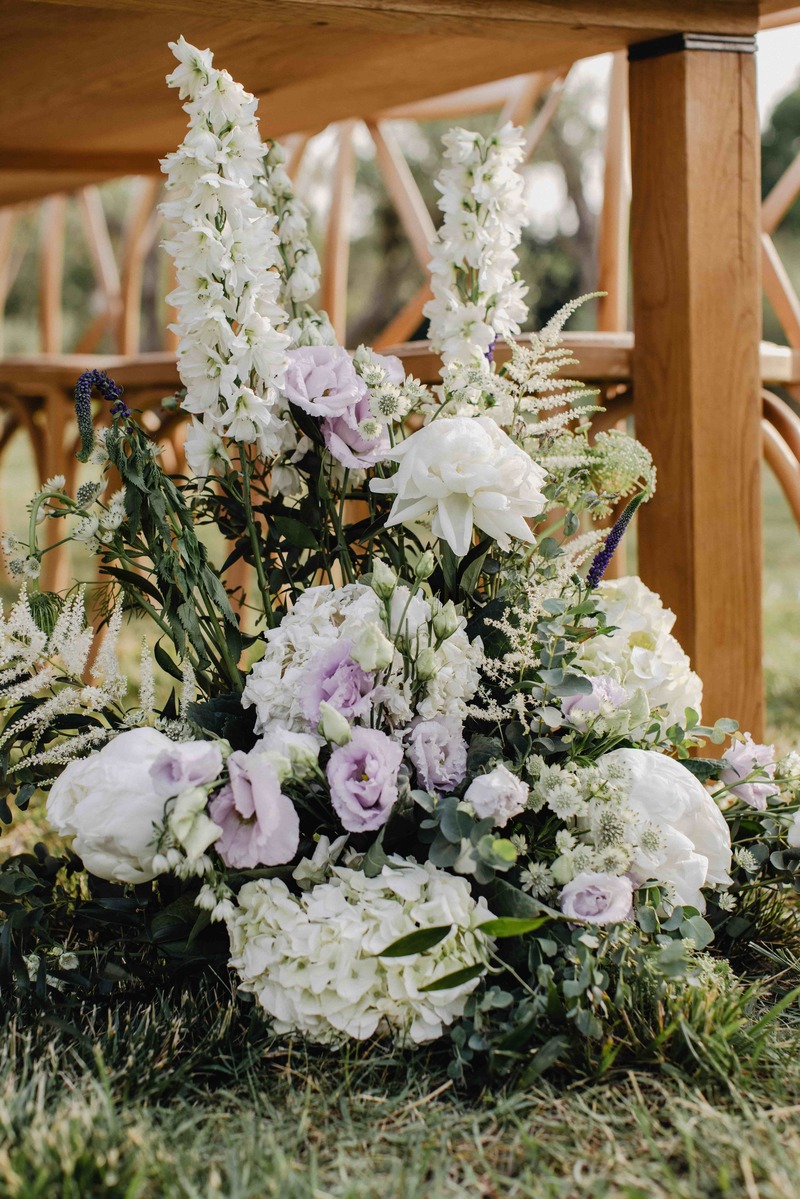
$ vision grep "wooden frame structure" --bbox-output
[2,0,800,737]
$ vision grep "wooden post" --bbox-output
[629,34,763,736]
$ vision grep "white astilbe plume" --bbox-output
[423,123,528,369]
[161,36,291,466]
[180,660,197,718]
[254,141,334,348]
[139,640,156,715]
[48,590,93,677]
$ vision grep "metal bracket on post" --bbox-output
[628,33,756,62]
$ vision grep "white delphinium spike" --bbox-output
[254,140,334,348]
[424,123,528,370]
[161,38,291,466]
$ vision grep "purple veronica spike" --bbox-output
[586,492,647,589]
[74,370,130,462]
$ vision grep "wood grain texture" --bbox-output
[0,0,759,204]
[630,48,764,735]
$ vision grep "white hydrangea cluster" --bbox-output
[253,141,334,348]
[423,123,528,368]
[161,37,291,466]
[227,857,494,1044]
[575,576,703,728]
[241,580,481,734]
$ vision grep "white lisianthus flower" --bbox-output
[227,857,494,1045]
[598,748,732,911]
[370,417,547,557]
[787,812,800,849]
[576,576,703,728]
[559,872,634,924]
[465,764,529,826]
[46,728,177,883]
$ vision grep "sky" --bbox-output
[758,25,800,121]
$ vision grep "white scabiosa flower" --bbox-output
[371,416,547,556]
[227,857,494,1045]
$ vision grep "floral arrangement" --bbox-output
[1,38,799,1079]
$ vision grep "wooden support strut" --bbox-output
[629,32,764,736]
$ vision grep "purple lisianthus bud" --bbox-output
[326,728,403,833]
[299,641,375,728]
[149,740,224,799]
[559,872,634,924]
[464,764,528,827]
[322,388,390,470]
[405,717,467,795]
[283,345,363,419]
[208,750,299,868]
[720,733,780,810]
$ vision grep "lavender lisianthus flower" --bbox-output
[150,740,224,799]
[322,388,390,470]
[299,641,376,727]
[283,345,363,419]
[560,872,634,924]
[209,749,299,868]
[326,728,403,833]
[561,675,628,729]
[405,717,467,794]
[720,733,780,810]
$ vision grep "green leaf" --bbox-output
[419,962,487,992]
[376,924,452,958]
[362,830,390,879]
[478,916,549,938]
[271,515,320,549]
[518,1035,569,1084]
[679,913,715,949]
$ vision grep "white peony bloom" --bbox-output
[597,748,732,911]
[577,576,703,728]
[465,764,529,826]
[46,728,176,883]
[227,857,494,1045]
[370,417,547,556]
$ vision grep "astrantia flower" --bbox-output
[226,857,494,1044]
[720,733,780,810]
[598,748,732,911]
[560,871,633,924]
[371,416,547,556]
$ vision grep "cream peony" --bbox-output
[46,728,175,883]
[227,857,494,1045]
[370,416,547,557]
[598,748,732,911]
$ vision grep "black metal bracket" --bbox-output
[628,33,757,62]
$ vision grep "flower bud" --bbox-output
[371,559,397,600]
[351,623,394,672]
[318,701,352,746]
[432,600,459,641]
[551,854,576,885]
[415,550,435,581]
[416,647,438,681]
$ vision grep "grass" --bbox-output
[2,440,800,1197]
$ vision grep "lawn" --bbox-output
[1,439,799,1199]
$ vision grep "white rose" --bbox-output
[465,764,528,826]
[370,416,547,557]
[560,872,634,924]
[598,748,732,911]
[46,728,175,883]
